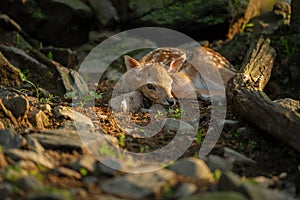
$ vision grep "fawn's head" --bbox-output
[124,54,186,106]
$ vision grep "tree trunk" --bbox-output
[227,38,300,152]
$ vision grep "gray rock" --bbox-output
[0,45,88,96]
[53,106,94,130]
[168,157,212,181]
[101,169,176,199]
[68,156,97,173]
[218,171,296,200]
[54,167,81,179]
[25,137,45,154]
[19,176,43,191]
[180,191,249,200]
[223,147,255,166]
[25,193,69,200]
[27,129,83,151]
[0,51,22,87]
[0,0,92,47]
[0,182,14,198]
[5,149,54,169]
[0,129,24,149]
[89,0,119,26]
[205,155,233,171]
[82,176,98,184]
[174,183,197,198]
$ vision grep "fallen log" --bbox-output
[227,38,300,152]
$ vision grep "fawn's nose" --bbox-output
[164,96,175,106]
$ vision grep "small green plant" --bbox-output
[79,168,88,176]
[47,51,53,60]
[18,69,41,100]
[196,128,203,144]
[212,169,222,181]
[239,142,244,152]
[280,36,295,56]
[232,131,240,139]
[140,145,149,153]
[29,169,44,181]
[168,107,183,119]
[241,22,254,33]
[40,94,54,103]
[15,33,21,48]
[247,140,256,153]
[118,135,126,147]
[99,145,114,157]
[0,145,4,153]
[155,110,163,119]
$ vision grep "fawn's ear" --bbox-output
[168,54,186,73]
[124,55,140,71]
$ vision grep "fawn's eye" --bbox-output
[146,83,155,90]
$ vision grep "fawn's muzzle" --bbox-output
[163,96,175,107]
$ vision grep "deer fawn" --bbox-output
[111,47,236,111]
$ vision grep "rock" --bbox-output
[5,149,54,169]
[180,191,249,200]
[218,171,296,200]
[174,183,197,198]
[0,153,8,168]
[1,91,29,119]
[0,183,14,199]
[115,0,260,41]
[82,176,98,184]
[0,51,22,87]
[101,169,177,199]
[40,47,78,70]
[205,155,233,171]
[0,0,93,47]
[98,161,119,176]
[3,165,29,181]
[25,193,70,200]
[0,45,89,96]
[168,157,212,181]
[27,109,49,129]
[218,171,244,191]
[53,106,94,130]
[27,129,83,151]
[0,45,64,96]
[89,0,119,26]
[223,147,255,166]
[25,137,45,154]
[18,176,43,191]
[68,156,97,173]
[0,129,24,149]
[54,167,81,179]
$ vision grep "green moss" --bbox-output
[142,0,228,26]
